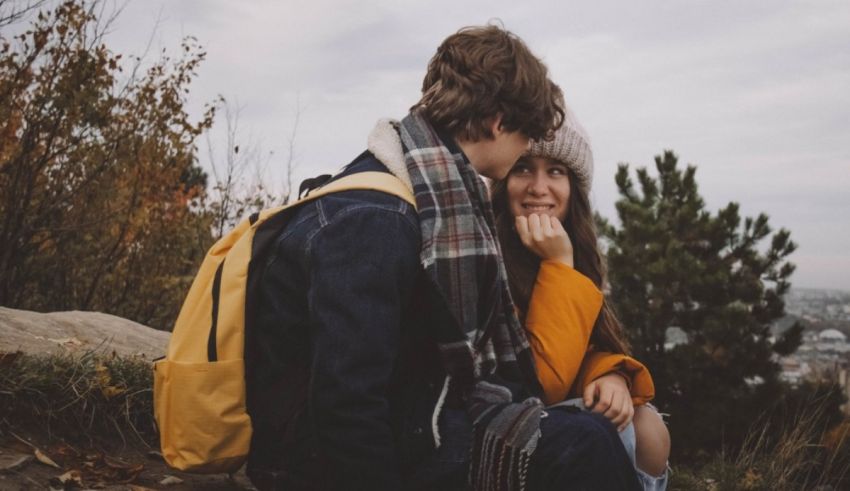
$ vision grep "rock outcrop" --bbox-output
[0,307,169,358]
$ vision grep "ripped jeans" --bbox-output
[549,398,669,491]
[409,405,642,491]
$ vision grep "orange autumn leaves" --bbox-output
[0,1,218,330]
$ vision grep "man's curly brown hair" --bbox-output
[412,24,564,142]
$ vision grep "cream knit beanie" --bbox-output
[526,105,593,194]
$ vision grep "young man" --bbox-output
[245,25,641,491]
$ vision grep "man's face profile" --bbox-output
[471,117,531,180]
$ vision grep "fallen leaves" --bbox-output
[159,474,183,485]
[5,437,148,488]
[77,452,145,485]
[48,469,83,488]
[9,432,61,470]
[34,448,60,468]
[94,362,127,398]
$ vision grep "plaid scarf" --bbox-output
[399,112,544,491]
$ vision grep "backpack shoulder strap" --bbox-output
[302,171,416,209]
[255,171,416,226]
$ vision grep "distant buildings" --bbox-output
[785,288,850,323]
[663,288,850,410]
[778,288,850,412]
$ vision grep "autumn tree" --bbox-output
[599,150,804,460]
[0,0,216,330]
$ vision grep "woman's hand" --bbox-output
[583,372,634,432]
[515,214,574,267]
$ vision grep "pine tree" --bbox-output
[598,150,802,460]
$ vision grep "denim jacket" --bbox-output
[245,153,465,490]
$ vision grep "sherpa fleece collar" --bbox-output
[367,119,413,194]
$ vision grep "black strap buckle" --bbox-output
[298,174,333,199]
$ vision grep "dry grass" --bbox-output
[0,351,156,447]
[669,393,850,490]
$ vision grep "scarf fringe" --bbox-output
[471,432,537,491]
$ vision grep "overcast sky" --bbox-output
[100,0,850,290]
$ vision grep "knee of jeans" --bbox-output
[544,409,618,447]
[567,411,629,460]
[580,411,620,437]
[535,409,633,482]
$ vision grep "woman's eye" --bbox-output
[549,167,566,176]
[511,166,531,175]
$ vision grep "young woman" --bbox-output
[491,112,671,489]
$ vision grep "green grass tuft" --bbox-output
[0,351,156,447]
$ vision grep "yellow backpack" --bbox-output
[153,172,416,474]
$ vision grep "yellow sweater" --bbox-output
[525,260,655,406]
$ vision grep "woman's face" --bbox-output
[506,156,571,222]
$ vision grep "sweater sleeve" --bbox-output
[525,260,604,406]
[571,352,656,406]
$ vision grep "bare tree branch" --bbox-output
[283,93,301,204]
[205,97,274,239]
[0,0,48,27]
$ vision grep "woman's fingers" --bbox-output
[606,390,629,426]
[609,391,635,431]
[515,213,573,264]
[549,216,563,234]
[529,213,544,242]
[585,376,636,431]
[540,213,553,237]
[583,380,598,407]
[592,383,614,415]
[583,381,597,407]
[602,389,620,419]
[615,396,635,432]
[601,385,622,420]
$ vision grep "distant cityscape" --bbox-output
[663,287,850,412]
[785,288,850,324]
[776,288,850,412]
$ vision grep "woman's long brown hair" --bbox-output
[491,166,631,355]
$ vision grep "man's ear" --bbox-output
[489,113,505,137]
